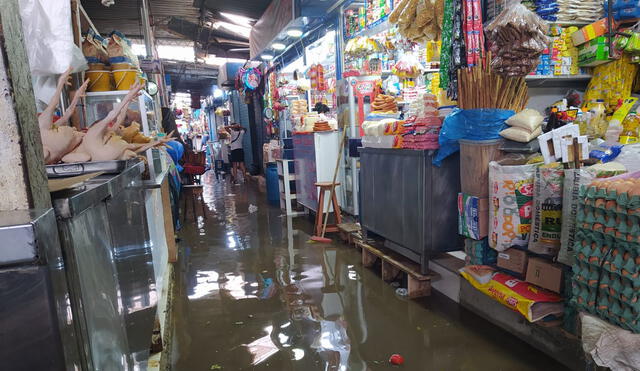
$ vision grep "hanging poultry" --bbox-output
[39,67,89,164]
[62,82,169,163]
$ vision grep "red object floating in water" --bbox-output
[389,354,404,365]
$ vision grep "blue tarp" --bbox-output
[434,108,514,166]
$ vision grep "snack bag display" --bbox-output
[489,161,538,251]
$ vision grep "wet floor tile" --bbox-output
[171,173,568,370]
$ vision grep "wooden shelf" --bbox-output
[280,193,297,200]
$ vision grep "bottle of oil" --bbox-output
[588,99,608,138]
[619,112,640,144]
[575,108,588,135]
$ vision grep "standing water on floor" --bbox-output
[171,173,567,370]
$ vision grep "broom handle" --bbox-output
[321,127,348,238]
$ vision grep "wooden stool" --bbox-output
[314,182,342,237]
[182,184,207,222]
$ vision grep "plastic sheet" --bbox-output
[19,0,76,75]
[434,108,513,166]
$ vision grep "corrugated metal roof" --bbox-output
[202,0,272,20]
[82,0,201,38]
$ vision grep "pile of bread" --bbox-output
[371,94,398,113]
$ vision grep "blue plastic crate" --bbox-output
[282,149,295,160]
[282,138,294,149]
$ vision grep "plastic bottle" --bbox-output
[588,99,608,138]
[605,119,623,144]
[619,111,640,144]
[575,108,588,135]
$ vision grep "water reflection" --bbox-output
[173,173,565,371]
[188,270,219,300]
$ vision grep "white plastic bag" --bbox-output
[19,0,74,75]
[506,109,544,131]
[31,45,87,106]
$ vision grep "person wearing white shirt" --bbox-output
[225,123,247,182]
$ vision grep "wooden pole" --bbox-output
[0,0,51,210]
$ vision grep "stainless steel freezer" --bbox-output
[0,208,83,371]
[53,162,157,370]
[358,148,462,274]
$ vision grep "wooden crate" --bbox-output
[337,223,361,246]
[355,239,432,298]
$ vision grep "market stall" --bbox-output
[259,25,345,213]
[330,0,640,368]
[0,3,178,368]
[449,1,640,369]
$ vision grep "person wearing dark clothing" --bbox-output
[225,123,247,182]
[161,107,185,146]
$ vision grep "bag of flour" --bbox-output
[489,161,538,251]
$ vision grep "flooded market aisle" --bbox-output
[171,173,566,370]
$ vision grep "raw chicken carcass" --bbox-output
[62,83,157,163]
[39,67,89,164]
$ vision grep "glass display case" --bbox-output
[84,90,164,180]
[85,91,160,135]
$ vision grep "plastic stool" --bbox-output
[314,182,342,237]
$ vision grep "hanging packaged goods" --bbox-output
[534,0,604,23]
[485,3,550,77]
[389,0,445,42]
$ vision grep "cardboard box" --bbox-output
[578,37,610,67]
[526,257,563,293]
[457,193,489,240]
[571,18,613,46]
[497,248,528,275]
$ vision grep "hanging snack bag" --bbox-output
[489,161,538,251]
[529,164,565,256]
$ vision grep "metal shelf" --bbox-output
[525,74,592,87]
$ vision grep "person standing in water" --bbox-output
[225,123,247,183]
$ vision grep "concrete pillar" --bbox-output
[0,0,51,210]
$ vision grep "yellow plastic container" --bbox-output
[110,62,132,71]
[87,63,106,71]
[86,70,113,92]
[113,69,138,90]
